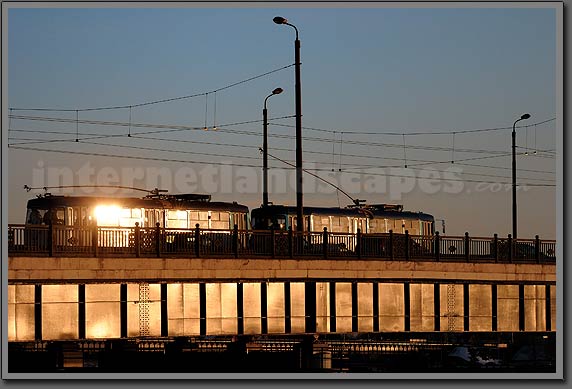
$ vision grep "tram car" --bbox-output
[23,193,249,251]
[250,203,435,257]
[250,203,435,236]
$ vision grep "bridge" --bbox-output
[7,224,557,372]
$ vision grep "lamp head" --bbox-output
[272,87,284,95]
[273,16,287,24]
[521,113,531,120]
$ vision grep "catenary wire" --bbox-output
[9,63,295,112]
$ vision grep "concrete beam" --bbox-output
[8,256,556,284]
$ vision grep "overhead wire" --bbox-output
[8,125,556,176]
[9,114,556,142]
[270,117,556,136]
[8,145,556,186]
[9,63,296,112]
[10,114,545,155]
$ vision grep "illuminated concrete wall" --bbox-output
[358,283,374,332]
[336,283,353,332]
[7,285,35,341]
[497,285,519,332]
[243,283,261,334]
[267,283,285,334]
[379,283,404,331]
[85,284,120,339]
[550,285,556,331]
[7,281,556,342]
[525,285,546,331]
[410,284,434,332]
[167,283,200,336]
[290,282,306,333]
[42,285,78,340]
[469,284,492,331]
[206,283,237,335]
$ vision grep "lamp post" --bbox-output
[512,113,531,240]
[263,87,283,207]
[273,16,304,232]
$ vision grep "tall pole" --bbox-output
[262,88,282,208]
[512,113,531,240]
[273,16,303,232]
[263,105,269,207]
[294,34,303,233]
[512,121,517,240]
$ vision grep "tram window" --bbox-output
[71,208,84,226]
[41,208,65,225]
[199,212,209,221]
[167,210,187,220]
[276,216,286,230]
[132,209,141,219]
[339,217,349,232]
[119,208,143,227]
[166,210,188,229]
[26,208,46,225]
[368,219,376,231]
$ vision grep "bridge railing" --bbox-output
[7,224,556,263]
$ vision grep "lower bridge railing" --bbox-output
[7,224,556,263]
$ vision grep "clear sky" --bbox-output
[6,4,559,239]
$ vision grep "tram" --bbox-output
[250,203,435,236]
[23,192,249,250]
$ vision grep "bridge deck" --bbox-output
[9,256,555,284]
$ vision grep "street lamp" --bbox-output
[263,87,283,207]
[512,113,531,240]
[273,16,304,232]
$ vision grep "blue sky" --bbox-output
[6,5,559,238]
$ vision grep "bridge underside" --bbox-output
[8,331,555,373]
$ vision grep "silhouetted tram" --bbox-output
[25,193,249,230]
[22,193,249,251]
[250,204,435,236]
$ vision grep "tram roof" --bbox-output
[251,205,434,222]
[26,195,249,213]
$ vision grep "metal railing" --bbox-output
[7,224,556,263]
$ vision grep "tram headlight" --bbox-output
[94,205,121,226]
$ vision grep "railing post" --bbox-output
[322,227,328,259]
[155,222,161,258]
[135,222,140,258]
[535,235,540,263]
[493,233,498,262]
[405,230,410,261]
[434,231,440,261]
[92,222,98,257]
[48,221,54,257]
[356,228,362,259]
[233,224,238,259]
[288,226,293,259]
[464,232,470,262]
[270,228,276,259]
[389,229,394,261]
[508,234,513,263]
[195,224,200,258]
